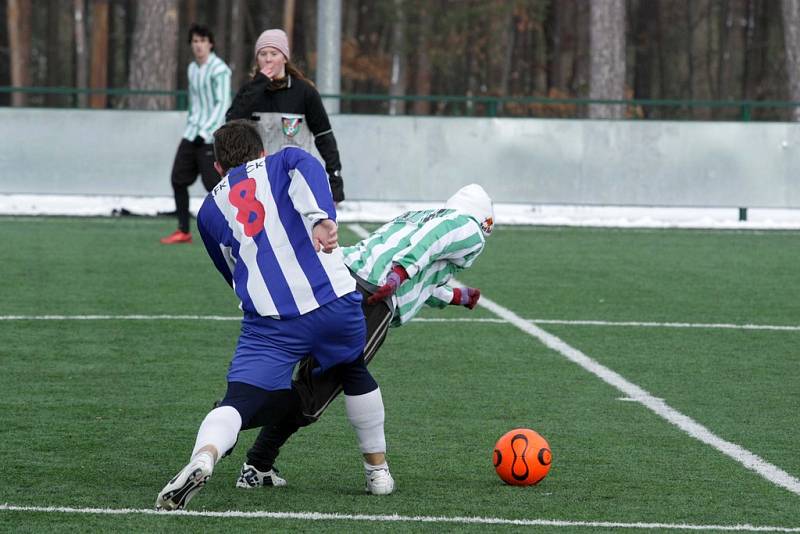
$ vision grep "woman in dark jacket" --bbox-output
[226,29,345,201]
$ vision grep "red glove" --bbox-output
[367,265,409,304]
[451,287,480,310]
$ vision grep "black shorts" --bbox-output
[293,277,394,421]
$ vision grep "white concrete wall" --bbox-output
[2,107,799,207]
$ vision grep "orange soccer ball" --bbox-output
[492,428,552,486]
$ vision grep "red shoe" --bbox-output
[160,230,193,244]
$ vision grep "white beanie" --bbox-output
[445,184,495,236]
[254,29,290,60]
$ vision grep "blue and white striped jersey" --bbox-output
[197,146,355,319]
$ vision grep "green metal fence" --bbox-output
[2,85,799,121]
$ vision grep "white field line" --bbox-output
[3,314,800,332]
[476,294,800,496]
[345,228,800,496]
[531,319,800,332]
[0,505,798,532]
[0,314,240,321]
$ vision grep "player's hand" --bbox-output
[312,219,338,253]
[367,270,403,304]
[452,287,481,309]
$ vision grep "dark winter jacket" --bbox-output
[226,73,345,201]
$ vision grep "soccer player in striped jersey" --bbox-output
[155,120,393,511]
[235,184,493,490]
[160,24,232,245]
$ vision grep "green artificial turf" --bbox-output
[1,217,798,532]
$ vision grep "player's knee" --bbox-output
[339,356,378,396]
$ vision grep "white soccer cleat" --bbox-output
[235,463,287,489]
[365,467,395,495]
[155,457,213,511]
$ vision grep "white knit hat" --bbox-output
[445,184,495,236]
[254,29,290,60]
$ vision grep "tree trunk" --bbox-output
[230,0,248,90]
[685,0,695,102]
[283,0,296,45]
[633,0,658,115]
[46,1,72,107]
[713,0,731,118]
[215,0,229,59]
[126,0,179,110]
[7,0,32,107]
[412,2,432,115]
[532,8,547,95]
[185,0,196,28]
[498,7,515,107]
[89,0,109,108]
[109,0,130,108]
[753,0,777,104]
[341,0,360,112]
[741,0,756,99]
[388,0,407,115]
[545,0,563,91]
[781,0,800,120]
[569,1,590,97]
[74,0,89,107]
[657,2,669,105]
[588,0,626,118]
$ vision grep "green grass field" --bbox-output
[1,216,799,533]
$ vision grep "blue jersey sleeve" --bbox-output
[197,195,234,288]
[280,146,337,222]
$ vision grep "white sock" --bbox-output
[192,451,215,472]
[364,460,389,472]
[191,405,242,467]
[344,388,386,454]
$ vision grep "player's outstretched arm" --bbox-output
[451,286,481,309]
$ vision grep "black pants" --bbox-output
[170,138,219,233]
[245,282,394,472]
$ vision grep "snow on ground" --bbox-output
[2,193,800,230]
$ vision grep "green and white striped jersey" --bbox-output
[183,52,232,143]
[343,209,486,326]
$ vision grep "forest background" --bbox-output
[4,0,800,121]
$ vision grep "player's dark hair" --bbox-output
[213,120,264,173]
[188,24,215,49]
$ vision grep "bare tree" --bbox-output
[215,1,230,59]
[74,0,89,107]
[588,0,626,118]
[781,0,800,120]
[412,3,433,115]
[108,0,130,108]
[126,0,179,110]
[388,0,407,115]
[46,2,73,107]
[632,0,658,110]
[545,0,564,91]
[89,0,109,109]
[569,1,590,97]
[283,0,296,44]
[531,4,548,96]
[229,0,248,90]
[8,0,32,107]
[186,0,196,28]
